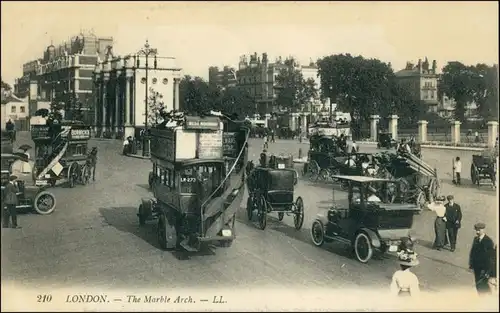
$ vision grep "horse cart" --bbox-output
[470,153,496,187]
[31,121,92,188]
[304,135,349,180]
[374,151,439,210]
[246,166,304,230]
[310,175,419,263]
[1,153,56,215]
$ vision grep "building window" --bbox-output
[431,91,435,99]
[152,78,158,84]
[11,106,16,113]
[141,77,146,84]
[163,78,168,85]
[20,106,25,113]
[79,79,93,91]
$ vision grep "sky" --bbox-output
[1,1,498,86]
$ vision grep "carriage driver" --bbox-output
[366,186,382,203]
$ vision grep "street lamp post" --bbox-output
[137,40,158,157]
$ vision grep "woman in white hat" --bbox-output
[390,250,421,297]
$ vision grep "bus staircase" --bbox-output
[36,134,69,180]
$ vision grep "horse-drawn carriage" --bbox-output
[1,153,56,215]
[374,151,439,210]
[246,166,304,230]
[377,132,397,149]
[470,151,497,187]
[304,135,349,179]
[31,121,92,188]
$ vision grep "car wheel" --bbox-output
[294,196,304,230]
[311,220,325,247]
[34,191,56,215]
[354,232,373,263]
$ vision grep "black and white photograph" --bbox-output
[1,1,498,311]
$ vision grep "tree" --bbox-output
[317,54,394,137]
[1,80,12,91]
[147,88,165,126]
[179,75,214,114]
[439,61,476,122]
[275,59,317,112]
[471,63,498,121]
[48,99,64,123]
[216,86,254,118]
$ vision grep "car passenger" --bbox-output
[366,191,381,203]
[345,155,356,168]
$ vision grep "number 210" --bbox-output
[37,295,52,302]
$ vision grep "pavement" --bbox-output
[1,134,498,310]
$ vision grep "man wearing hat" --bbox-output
[2,175,20,229]
[469,222,495,294]
[445,195,462,252]
[390,249,420,297]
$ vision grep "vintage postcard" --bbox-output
[1,1,498,311]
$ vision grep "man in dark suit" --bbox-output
[469,222,495,295]
[445,195,462,252]
[2,175,20,229]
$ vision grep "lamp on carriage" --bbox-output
[137,40,158,157]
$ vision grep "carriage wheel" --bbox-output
[311,220,325,247]
[34,191,57,215]
[428,178,438,201]
[318,169,330,182]
[68,162,81,188]
[416,191,426,212]
[309,160,320,179]
[278,212,284,221]
[470,164,477,185]
[294,196,304,230]
[257,195,267,230]
[397,178,410,195]
[354,232,373,263]
[246,196,253,221]
[80,164,91,185]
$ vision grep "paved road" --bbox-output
[1,135,497,299]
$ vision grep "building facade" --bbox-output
[208,66,237,89]
[92,49,182,139]
[236,53,321,114]
[394,57,439,109]
[13,31,114,124]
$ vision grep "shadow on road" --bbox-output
[135,184,150,191]
[236,208,358,262]
[99,207,159,249]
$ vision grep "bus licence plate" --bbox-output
[389,245,398,252]
[222,229,232,237]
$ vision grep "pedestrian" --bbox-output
[262,132,268,150]
[2,175,20,229]
[429,196,447,251]
[469,222,495,295]
[453,156,462,185]
[123,136,131,155]
[270,129,275,143]
[88,147,98,181]
[444,195,462,252]
[390,248,420,297]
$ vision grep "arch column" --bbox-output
[370,115,380,142]
[174,78,180,111]
[102,72,110,138]
[124,69,134,139]
[113,70,122,139]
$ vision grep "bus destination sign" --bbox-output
[185,116,220,131]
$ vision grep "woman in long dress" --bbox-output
[428,196,447,250]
